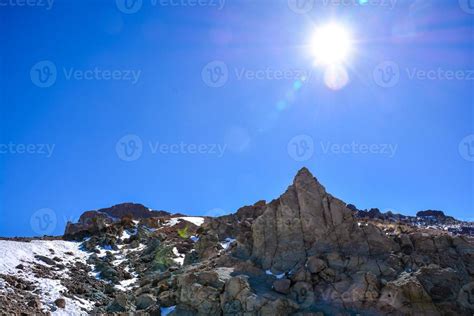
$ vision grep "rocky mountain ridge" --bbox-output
[1,168,473,315]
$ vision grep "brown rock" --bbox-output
[251,168,397,272]
[54,298,66,309]
[273,279,291,294]
[306,256,327,274]
[27,298,42,309]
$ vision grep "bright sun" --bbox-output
[310,23,353,66]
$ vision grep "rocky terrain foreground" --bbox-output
[0,168,473,315]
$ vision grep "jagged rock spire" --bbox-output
[251,167,396,272]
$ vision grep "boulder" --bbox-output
[107,293,132,313]
[306,256,327,274]
[273,279,291,294]
[136,294,156,310]
[54,298,66,309]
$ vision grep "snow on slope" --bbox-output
[0,240,93,315]
[165,216,205,227]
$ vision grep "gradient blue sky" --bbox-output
[0,0,473,237]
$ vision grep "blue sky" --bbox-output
[0,0,473,237]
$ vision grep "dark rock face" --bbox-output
[97,203,170,220]
[64,203,171,240]
[417,210,446,218]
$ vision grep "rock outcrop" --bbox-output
[64,203,171,240]
[251,168,397,272]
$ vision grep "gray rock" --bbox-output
[136,294,156,310]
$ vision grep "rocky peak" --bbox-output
[251,167,386,273]
[97,203,170,219]
[64,203,171,240]
[416,210,446,218]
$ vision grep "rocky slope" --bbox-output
[0,168,473,315]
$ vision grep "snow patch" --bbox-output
[165,217,205,227]
[161,305,176,316]
[220,238,236,250]
[265,270,285,279]
[172,247,185,266]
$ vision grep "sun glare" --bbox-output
[310,23,353,66]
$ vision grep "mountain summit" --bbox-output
[0,168,473,315]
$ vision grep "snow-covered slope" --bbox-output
[0,240,93,315]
